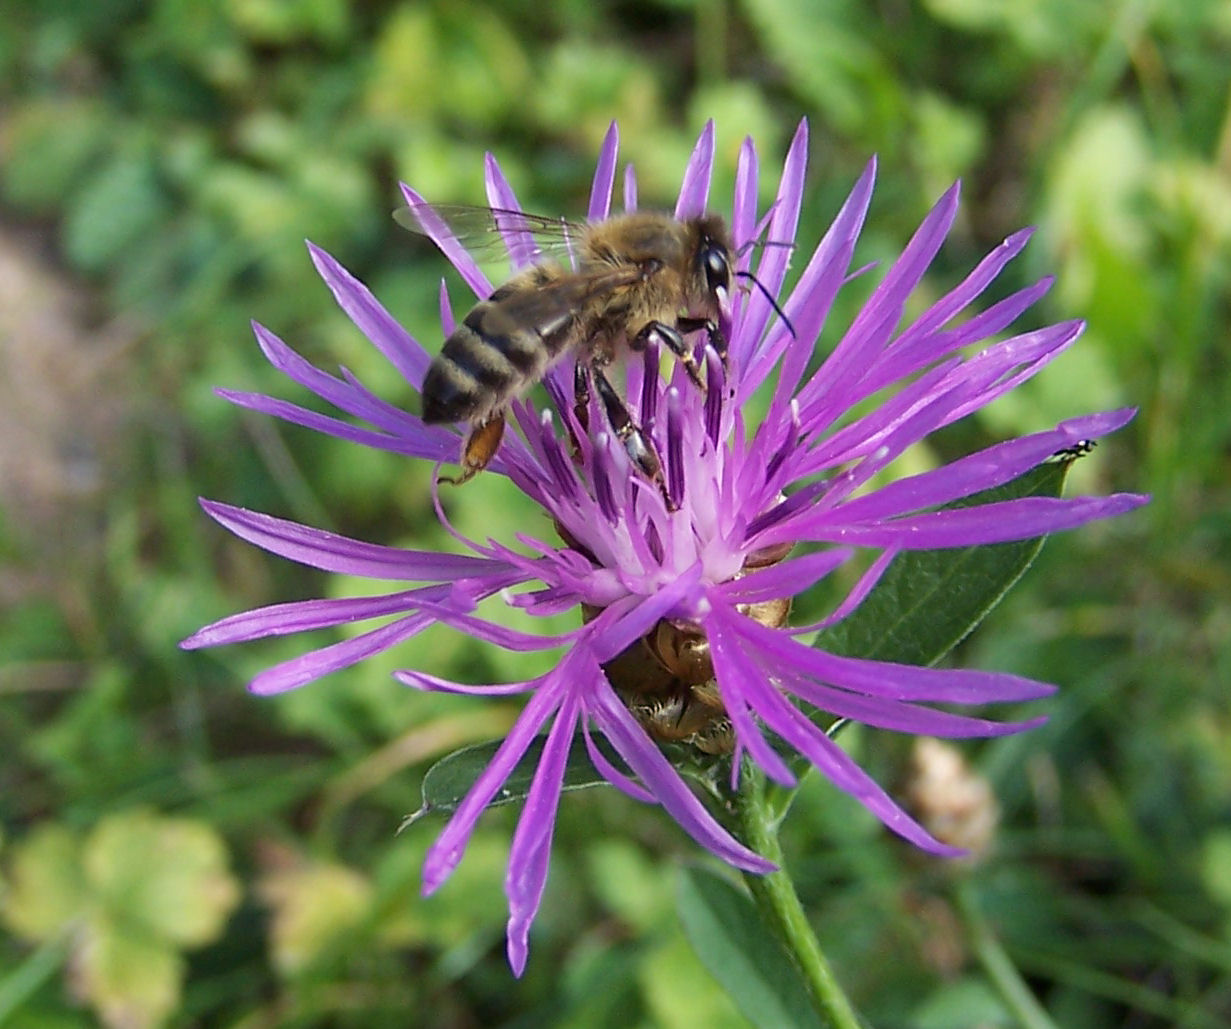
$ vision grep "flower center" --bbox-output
[582,546,794,755]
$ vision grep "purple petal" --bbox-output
[586,564,704,663]
[249,614,432,694]
[675,120,715,220]
[889,228,1035,350]
[218,388,456,463]
[585,668,774,873]
[249,321,420,434]
[483,153,538,267]
[726,614,1058,704]
[734,120,810,372]
[182,587,445,648]
[307,243,432,390]
[438,278,455,335]
[199,500,510,580]
[833,409,1138,522]
[399,594,583,651]
[505,691,582,975]
[713,549,851,603]
[399,183,492,299]
[881,277,1057,392]
[777,666,1048,738]
[784,493,1150,550]
[588,122,619,221]
[422,674,567,894]
[582,720,655,804]
[791,547,899,632]
[394,669,535,696]
[705,610,797,785]
[707,606,965,855]
[796,359,963,473]
[730,136,759,262]
[739,155,874,389]
[802,179,961,417]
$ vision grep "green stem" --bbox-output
[955,880,1061,1029]
[734,768,864,1029]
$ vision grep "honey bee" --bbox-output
[398,203,756,498]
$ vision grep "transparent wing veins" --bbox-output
[393,203,586,261]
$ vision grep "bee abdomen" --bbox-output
[421,306,551,424]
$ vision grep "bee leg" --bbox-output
[632,321,706,390]
[674,316,728,369]
[591,367,677,512]
[440,413,505,486]
[566,361,591,462]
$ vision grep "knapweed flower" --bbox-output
[183,119,1147,974]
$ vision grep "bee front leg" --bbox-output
[674,316,728,369]
[440,413,505,486]
[632,321,706,391]
[591,366,677,512]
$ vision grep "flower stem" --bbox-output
[734,769,864,1029]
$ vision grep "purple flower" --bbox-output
[182,119,1147,974]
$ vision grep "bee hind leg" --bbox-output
[440,413,505,486]
[591,367,677,512]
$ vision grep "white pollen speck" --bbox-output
[874,445,890,460]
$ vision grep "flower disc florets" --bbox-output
[183,118,1147,974]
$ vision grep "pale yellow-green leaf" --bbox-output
[1153,158,1231,246]
[83,810,240,948]
[74,917,183,1029]
[1,823,87,942]
[1200,830,1231,909]
[260,861,373,975]
[1046,104,1152,300]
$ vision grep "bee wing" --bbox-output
[482,265,646,352]
[393,203,586,265]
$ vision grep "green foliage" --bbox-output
[676,867,826,1029]
[0,0,1223,1026]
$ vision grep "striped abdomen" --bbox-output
[421,266,616,425]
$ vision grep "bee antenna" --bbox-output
[735,270,795,338]
[734,237,797,258]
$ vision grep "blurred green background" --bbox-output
[1,0,1227,1026]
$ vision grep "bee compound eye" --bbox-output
[704,248,730,292]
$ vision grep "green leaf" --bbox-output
[813,456,1077,666]
[675,867,825,1029]
[63,152,169,273]
[414,732,626,818]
